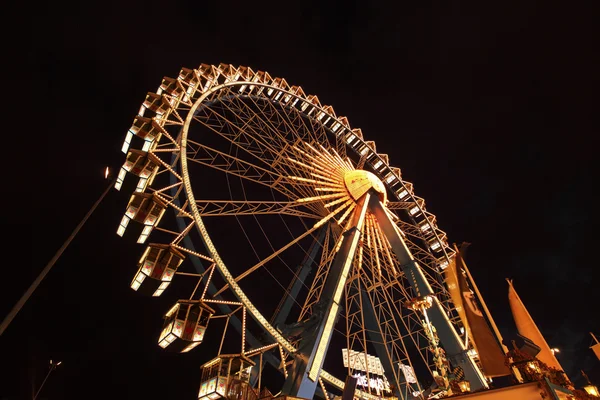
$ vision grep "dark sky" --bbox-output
[5,1,599,399]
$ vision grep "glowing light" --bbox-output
[398,363,418,384]
[142,261,153,274]
[352,373,391,395]
[342,349,385,375]
[117,216,130,236]
[182,341,200,353]
[430,240,441,251]
[202,357,221,368]
[458,381,470,393]
[125,205,137,219]
[405,295,434,311]
[165,304,179,318]
[159,321,173,341]
[397,188,409,200]
[324,195,350,208]
[528,362,539,372]
[134,272,146,284]
[136,178,148,192]
[193,326,206,341]
[114,168,126,191]
[216,377,227,395]
[105,167,109,179]
[584,385,600,397]
[343,170,387,204]
[309,303,339,381]
[138,225,153,244]
[199,381,208,397]
[438,259,449,270]
[122,132,133,153]
[164,269,175,281]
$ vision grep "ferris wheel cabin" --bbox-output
[116,192,167,243]
[130,244,185,296]
[114,149,160,192]
[121,115,164,154]
[158,300,215,353]
[198,355,257,400]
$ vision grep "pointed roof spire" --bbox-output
[591,332,600,361]
[507,279,566,374]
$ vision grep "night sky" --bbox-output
[5,2,599,399]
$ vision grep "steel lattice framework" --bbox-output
[114,63,485,400]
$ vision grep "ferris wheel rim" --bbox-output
[178,79,455,283]
[155,67,462,397]
[180,82,298,353]
[176,77,392,400]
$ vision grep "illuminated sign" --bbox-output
[352,373,391,395]
[398,363,417,384]
[342,349,385,375]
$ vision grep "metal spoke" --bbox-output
[194,200,320,218]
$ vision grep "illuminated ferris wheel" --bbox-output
[114,63,488,400]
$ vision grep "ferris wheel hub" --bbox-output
[343,170,387,205]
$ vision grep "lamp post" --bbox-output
[0,169,116,337]
[33,360,62,400]
[582,370,600,397]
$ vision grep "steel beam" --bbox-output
[369,197,487,391]
[282,194,371,399]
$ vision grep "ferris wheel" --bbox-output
[114,63,488,400]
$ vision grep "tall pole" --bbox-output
[33,361,61,400]
[0,175,115,337]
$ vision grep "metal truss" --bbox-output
[114,63,481,400]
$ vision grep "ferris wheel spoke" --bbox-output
[195,96,288,161]
[191,112,282,167]
[213,219,326,297]
[184,142,301,198]
[225,88,320,150]
[230,92,303,146]
[224,114,332,191]
[229,90,342,175]
[185,138,323,197]
[196,98,340,205]
[216,200,348,301]
[263,97,331,152]
[194,200,320,219]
